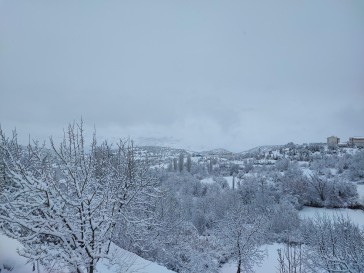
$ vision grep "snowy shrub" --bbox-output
[275,158,290,171]
[302,214,364,273]
[269,200,300,239]
[348,151,364,181]
[304,175,358,208]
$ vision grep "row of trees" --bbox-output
[168,153,192,173]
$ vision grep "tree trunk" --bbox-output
[236,241,241,273]
[88,258,95,273]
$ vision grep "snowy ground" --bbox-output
[200,177,215,184]
[0,233,29,273]
[224,176,234,188]
[357,184,364,205]
[0,233,175,273]
[200,176,239,189]
[299,206,364,227]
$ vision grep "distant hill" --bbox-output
[201,148,233,156]
[240,145,284,155]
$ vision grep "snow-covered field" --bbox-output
[299,206,364,227]
[200,176,241,189]
[0,233,29,273]
[357,184,364,204]
[200,177,214,184]
[223,176,234,188]
[0,233,175,273]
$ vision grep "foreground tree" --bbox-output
[217,199,267,273]
[0,122,158,273]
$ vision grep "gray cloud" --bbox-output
[1,0,363,151]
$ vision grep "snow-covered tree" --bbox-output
[0,146,5,193]
[277,242,305,273]
[0,122,158,273]
[302,214,364,273]
[173,158,178,172]
[217,200,267,273]
[178,153,184,172]
[306,175,329,206]
[156,221,220,273]
[269,199,300,238]
[275,158,290,171]
[304,174,358,208]
[348,151,364,181]
[186,154,191,173]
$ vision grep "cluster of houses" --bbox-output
[327,136,364,147]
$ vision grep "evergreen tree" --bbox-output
[173,158,178,171]
[186,154,192,173]
[178,153,184,172]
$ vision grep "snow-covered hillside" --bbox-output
[0,233,175,273]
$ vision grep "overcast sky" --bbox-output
[0,0,363,152]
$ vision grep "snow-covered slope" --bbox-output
[240,145,283,154]
[0,233,175,273]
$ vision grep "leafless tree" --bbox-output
[277,242,305,273]
[302,214,364,273]
[0,121,159,273]
[217,201,267,273]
